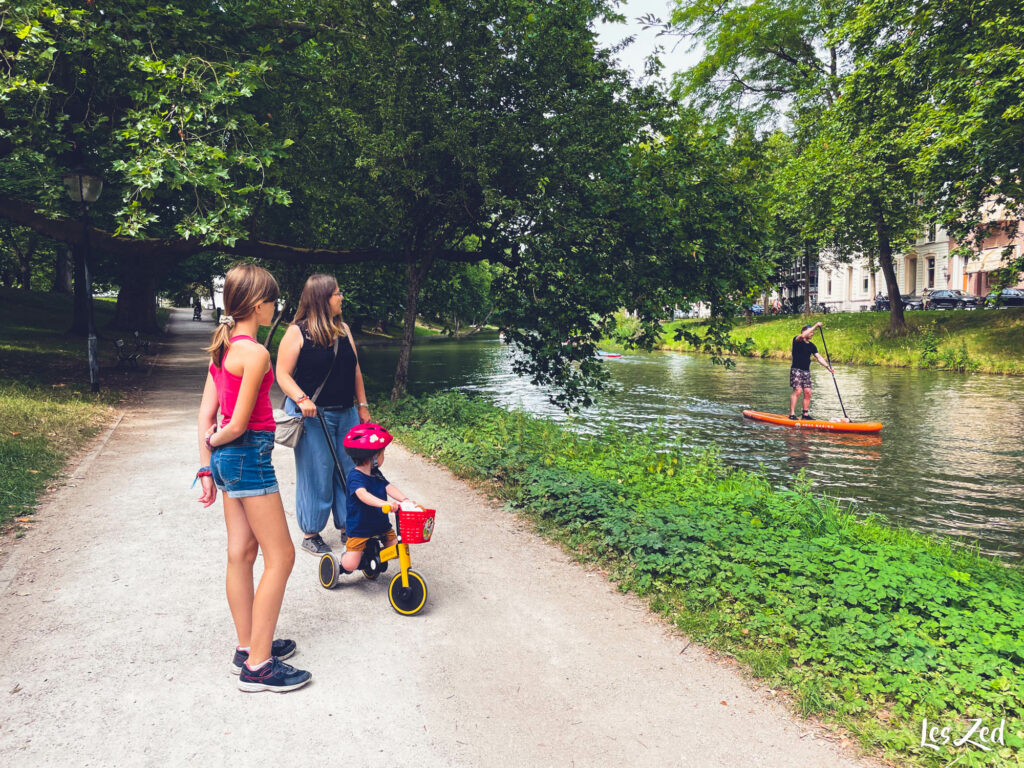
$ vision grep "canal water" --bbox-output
[359,338,1024,558]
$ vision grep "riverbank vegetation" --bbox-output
[606,309,1024,375]
[379,392,1024,766]
[0,288,156,531]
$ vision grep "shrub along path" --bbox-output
[0,309,869,767]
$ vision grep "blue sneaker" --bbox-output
[230,638,296,675]
[237,656,312,693]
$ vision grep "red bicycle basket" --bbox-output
[398,507,436,544]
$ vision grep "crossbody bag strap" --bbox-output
[310,338,339,405]
[280,337,339,409]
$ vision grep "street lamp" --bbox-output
[62,165,104,393]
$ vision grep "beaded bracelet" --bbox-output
[191,466,213,488]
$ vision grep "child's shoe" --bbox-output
[231,639,296,675]
[237,656,311,692]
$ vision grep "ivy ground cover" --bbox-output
[379,392,1024,766]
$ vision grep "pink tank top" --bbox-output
[209,335,276,432]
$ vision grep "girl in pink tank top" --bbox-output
[195,264,311,693]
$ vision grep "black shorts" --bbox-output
[789,367,812,389]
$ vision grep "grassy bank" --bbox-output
[378,392,1024,766]
[0,288,160,530]
[611,309,1024,374]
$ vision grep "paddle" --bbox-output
[817,326,850,421]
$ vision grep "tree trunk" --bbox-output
[876,215,907,334]
[391,254,435,401]
[263,302,291,350]
[52,248,74,294]
[803,242,812,316]
[16,233,37,290]
[114,252,161,333]
[70,242,92,336]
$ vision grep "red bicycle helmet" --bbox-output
[343,422,393,450]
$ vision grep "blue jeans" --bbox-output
[210,430,279,498]
[284,399,359,535]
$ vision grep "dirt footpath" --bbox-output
[0,310,873,768]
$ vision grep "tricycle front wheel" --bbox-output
[388,570,428,615]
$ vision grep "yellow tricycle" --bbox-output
[317,503,435,616]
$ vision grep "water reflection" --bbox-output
[360,339,1024,557]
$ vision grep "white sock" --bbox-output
[237,646,250,653]
[245,657,271,671]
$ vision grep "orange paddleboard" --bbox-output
[742,410,883,433]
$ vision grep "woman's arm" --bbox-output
[344,323,371,423]
[210,344,270,446]
[275,325,316,417]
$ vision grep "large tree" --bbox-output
[842,0,1024,278]
[2,0,774,403]
[669,0,927,333]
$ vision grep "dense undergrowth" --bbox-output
[379,392,1024,766]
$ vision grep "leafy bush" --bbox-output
[380,392,1024,766]
[941,340,981,373]
[919,324,941,368]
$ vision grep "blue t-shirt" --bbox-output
[346,469,393,537]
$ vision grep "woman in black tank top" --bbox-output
[276,275,371,553]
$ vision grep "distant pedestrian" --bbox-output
[195,263,311,693]
[788,322,833,420]
[275,274,371,556]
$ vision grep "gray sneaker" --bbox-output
[301,534,331,556]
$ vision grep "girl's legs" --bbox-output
[238,492,295,665]
[224,495,259,647]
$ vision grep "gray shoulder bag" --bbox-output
[273,338,339,448]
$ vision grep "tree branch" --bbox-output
[0,194,505,266]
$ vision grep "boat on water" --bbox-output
[596,350,622,358]
[742,409,883,433]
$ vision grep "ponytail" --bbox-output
[205,264,279,367]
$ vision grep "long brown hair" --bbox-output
[291,273,345,348]
[206,264,280,366]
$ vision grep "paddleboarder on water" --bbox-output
[789,322,834,420]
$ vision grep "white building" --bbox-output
[817,224,965,312]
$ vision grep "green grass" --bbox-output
[0,288,161,529]
[648,309,1024,374]
[378,392,1024,767]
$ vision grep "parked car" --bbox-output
[875,293,922,311]
[749,304,764,315]
[983,287,1024,308]
[926,289,979,310]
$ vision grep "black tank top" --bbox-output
[292,321,358,408]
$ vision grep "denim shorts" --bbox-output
[210,430,280,498]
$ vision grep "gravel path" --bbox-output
[0,309,874,767]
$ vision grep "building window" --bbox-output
[928,223,937,243]
[863,277,869,293]
[927,257,935,288]
[827,276,832,296]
